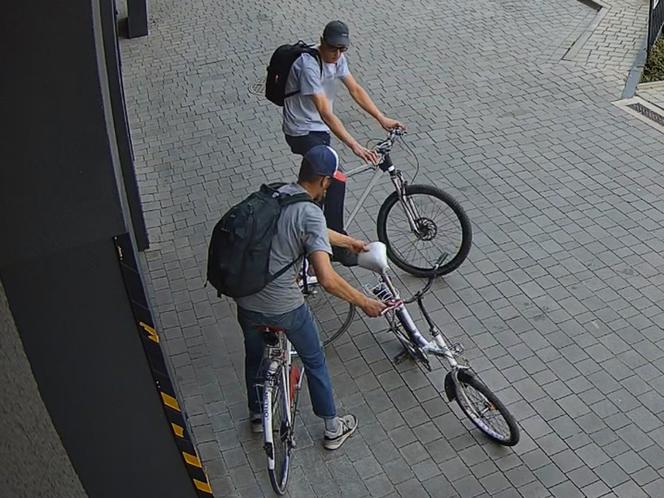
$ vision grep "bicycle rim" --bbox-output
[304,277,355,346]
[454,371,519,446]
[265,375,291,494]
[378,185,472,277]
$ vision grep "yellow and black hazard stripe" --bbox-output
[114,234,213,497]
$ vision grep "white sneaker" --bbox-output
[323,414,358,450]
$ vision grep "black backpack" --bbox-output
[265,41,322,106]
[207,183,315,298]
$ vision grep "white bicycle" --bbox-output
[358,242,520,446]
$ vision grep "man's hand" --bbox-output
[351,142,380,165]
[379,117,405,132]
[360,297,387,317]
[346,237,368,254]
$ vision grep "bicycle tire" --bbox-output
[453,370,520,446]
[304,281,356,347]
[377,184,472,277]
[263,369,291,495]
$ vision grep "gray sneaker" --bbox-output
[323,414,358,450]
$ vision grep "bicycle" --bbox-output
[304,128,473,345]
[344,127,472,278]
[254,325,304,495]
[359,242,520,446]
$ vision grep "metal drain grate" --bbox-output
[248,78,264,96]
[627,102,664,126]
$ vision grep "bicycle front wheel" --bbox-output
[304,280,355,347]
[453,370,519,446]
[377,184,472,277]
[263,371,291,495]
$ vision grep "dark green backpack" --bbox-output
[206,183,314,298]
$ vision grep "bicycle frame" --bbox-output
[378,271,465,370]
[260,335,304,470]
[342,132,423,233]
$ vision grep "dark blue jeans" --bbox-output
[285,131,346,233]
[237,303,336,418]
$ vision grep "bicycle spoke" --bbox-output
[459,382,512,441]
[384,192,465,271]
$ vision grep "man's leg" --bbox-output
[283,304,336,417]
[286,304,358,449]
[285,132,354,264]
[236,307,267,418]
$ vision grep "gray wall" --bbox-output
[0,1,198,497]
[0,279,87,498]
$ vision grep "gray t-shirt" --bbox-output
[282,51,350,136]
[235,183,333,315]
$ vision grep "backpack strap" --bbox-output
[270,189,319,281]
[284,44,323,100]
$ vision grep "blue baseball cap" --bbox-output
[303,145,346,182]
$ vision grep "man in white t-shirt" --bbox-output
[282,20,404,265]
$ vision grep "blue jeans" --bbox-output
[285,131,346,233]
[236,303,336,418]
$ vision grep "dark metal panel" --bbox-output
[0,239,197,498]
[101,0,150,250]
[0,0,125,267]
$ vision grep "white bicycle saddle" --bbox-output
[357,242,390,274]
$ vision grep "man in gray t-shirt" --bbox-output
[235,145,385,450]
[282,21,405,265]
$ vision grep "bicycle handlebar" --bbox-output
[374,127,406,154]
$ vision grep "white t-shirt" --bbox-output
[282,51,350,136]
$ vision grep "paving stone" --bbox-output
[121,0,664,495]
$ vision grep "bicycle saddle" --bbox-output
[256,325,286,334]
[357,241,389,274]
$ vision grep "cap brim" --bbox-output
[325,35,350,48]
[332,170,347,183]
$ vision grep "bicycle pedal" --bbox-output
[451,343,464,355]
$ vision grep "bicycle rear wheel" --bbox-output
[303,279,355,347]
[377,184,472,277]
[263,369,291,495]
[452,370,519,446]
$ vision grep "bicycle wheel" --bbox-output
[263,369,291,495]
[304,280,355,347]
[453,370,519,446]
[377,184,472,277]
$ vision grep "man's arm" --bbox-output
[341,74,403,131]
[311,93,379,164]
[308,251,385,317]
[328,229,366,254]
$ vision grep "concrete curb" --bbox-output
[562,0,608,61]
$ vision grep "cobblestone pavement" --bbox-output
[562,0,649,82]
[120,0,664,496]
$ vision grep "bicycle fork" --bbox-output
[389,170,423,234]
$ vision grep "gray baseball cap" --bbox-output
[322,20,350,48]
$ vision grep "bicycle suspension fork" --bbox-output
[386,160,422,233]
